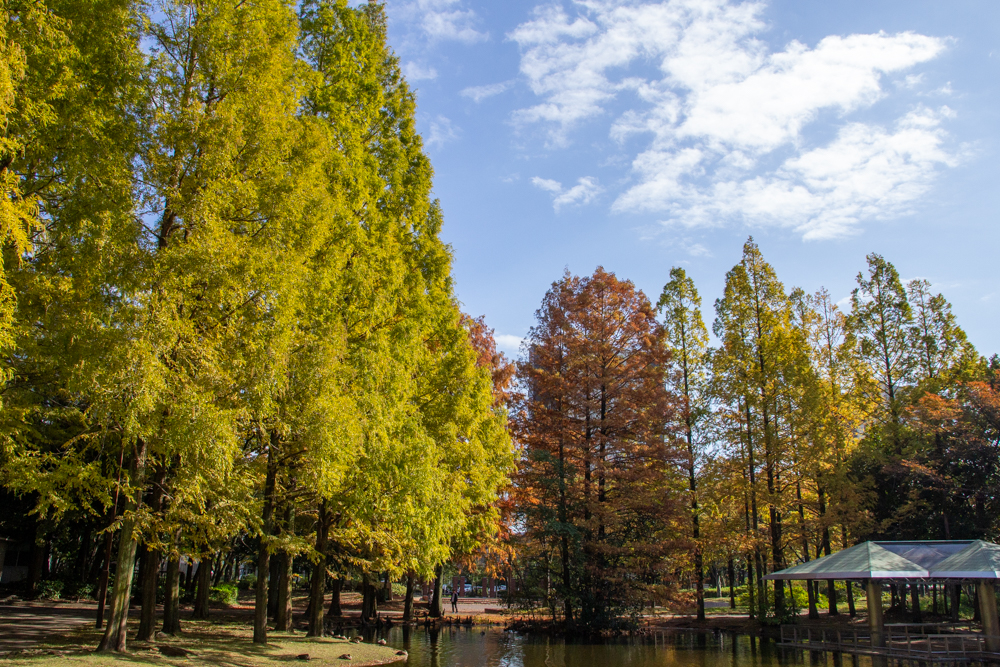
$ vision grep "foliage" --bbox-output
[0,0,513,651]
[512,267,683,630]
[210,584,239,606]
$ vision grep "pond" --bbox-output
[349,626,879,667]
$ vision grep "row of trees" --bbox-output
[509,239,996,628]
[0,0,512,652]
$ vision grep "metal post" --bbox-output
[867,579,885,648]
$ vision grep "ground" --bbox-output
[0,600,405,666]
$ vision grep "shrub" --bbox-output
[737,582,828,616]
[210,583,238,606]
[70,583,95,600]
[37,579,64,600]
[238,574,257,591]
[392,582,407,598]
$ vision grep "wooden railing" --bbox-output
[779,625,1000,662]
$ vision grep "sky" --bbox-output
[374,0,1000,358]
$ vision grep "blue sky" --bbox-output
[377,0,1000,357]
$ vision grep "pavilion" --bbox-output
[764,540,1000,651]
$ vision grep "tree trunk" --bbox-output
[327,578,342,617]
[807,580,819,619]
[307,502,327,637]
[137,467,167,640]
[403,572,415,622]
[254,439,278,644]
[268,557,279,619]
[184,559,196,596]
[911,583,922,622]
[727,558,735,609]
[847,580,856,617]
[27,522,47,598]
[382,571,392,603]
[275,501,294,631]
[192,555,211,619]
[95,527,115,629]
[212,551,225,587]
[136,546,161,640]
[162,547,181,634]
[429,565,443,618]
[98,438,148,653]
[275,550,293,631]
[361,575,378,621]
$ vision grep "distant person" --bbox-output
[451,588,459,613]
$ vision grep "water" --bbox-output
[347,626,878,667]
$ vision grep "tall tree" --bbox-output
[658,267,709,621]
[515,267,679,629]
[849,254,915,453]
[713,238,807,620]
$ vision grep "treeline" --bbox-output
[509,239,998,628]
[0,0,512,653]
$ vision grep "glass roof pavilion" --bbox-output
[763,540,1000,651]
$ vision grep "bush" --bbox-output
[737,582,829,615]
[70,583,95,600]
[210,583,238,606]
[37,579,64,600]
[392,582,407,598]
[238,574,257,591]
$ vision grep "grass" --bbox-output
[0,619,406,666]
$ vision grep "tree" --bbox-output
[907,279,982,393]
[515,267,680,629]
[658,267,709,621]
[713,238,810,621]
[849,254,915,453]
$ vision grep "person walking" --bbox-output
[451,588,459,613]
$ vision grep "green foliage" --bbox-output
[210,584,239,606]
[37,579,64,600]
[0,0,512,651]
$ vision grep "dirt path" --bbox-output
[0,601,96,651]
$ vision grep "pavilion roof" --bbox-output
[763,541,975,580]
[930,540,1000,579]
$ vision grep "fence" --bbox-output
[779,624,1000,663]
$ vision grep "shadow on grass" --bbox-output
[3,618,404,666]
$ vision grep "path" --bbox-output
[0,601,96,651]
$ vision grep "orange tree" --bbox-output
[512,267,684,630]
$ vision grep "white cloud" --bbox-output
[403,61,438,81]
[511,0,956,238]
[426,115,460,149]
[683,241,710,257]
[461,81,513,103]
[531,176,563,193]
[494,334,524,356]
[532,176,603,210]
[395,0,487,44]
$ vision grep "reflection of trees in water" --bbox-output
[428,627,439,667]
[375,626,864,667]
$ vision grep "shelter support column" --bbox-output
[866,579,884,648]
[977,580,1000,652]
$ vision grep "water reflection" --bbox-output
[347,625,880,667]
